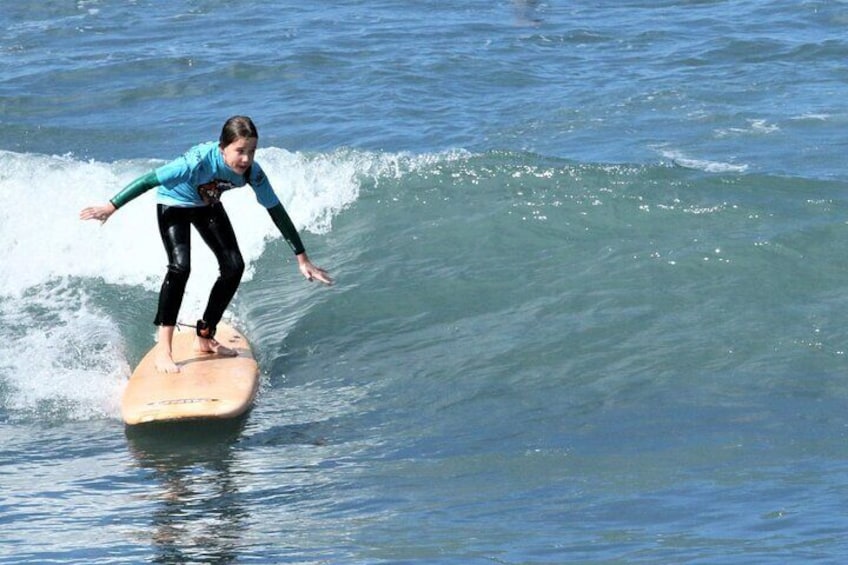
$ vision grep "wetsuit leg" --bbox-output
[154,204,192,326]
[191,203,245,332]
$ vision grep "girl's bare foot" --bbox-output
[154,345,181,373]
[154,326,180,373]
[194,336,238,357]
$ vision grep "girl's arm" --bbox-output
[80,171,160,224]
[110,171,160,209]
[267,203,333,285]
[267,203,305,255]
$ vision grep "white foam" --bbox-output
[656,148,749,174]
[715,118,780,139]
[791,113,831,122]
[0,278,128,421]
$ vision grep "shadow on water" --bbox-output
[125,416,250,565]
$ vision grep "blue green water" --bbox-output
[4,2,848,563]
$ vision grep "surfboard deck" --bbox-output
[121,323,259,425]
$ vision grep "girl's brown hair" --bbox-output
[219,115,258,147]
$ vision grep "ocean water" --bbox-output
[4,1,848,563]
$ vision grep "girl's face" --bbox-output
[221,136,257,175]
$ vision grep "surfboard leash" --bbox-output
[177,320,217,338]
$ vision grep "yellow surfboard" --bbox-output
[121,323,259,425]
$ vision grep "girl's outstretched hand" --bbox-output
[296,253,333,285]
[80,202,117,224]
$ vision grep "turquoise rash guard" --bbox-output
[109,142,306,255]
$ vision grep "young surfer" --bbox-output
[80,116,332,373]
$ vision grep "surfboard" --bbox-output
[121,323,259,425]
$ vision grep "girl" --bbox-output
[80,116,332,373]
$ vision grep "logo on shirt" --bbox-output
[197,179,236,205]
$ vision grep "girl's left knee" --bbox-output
[221,254,245,281]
